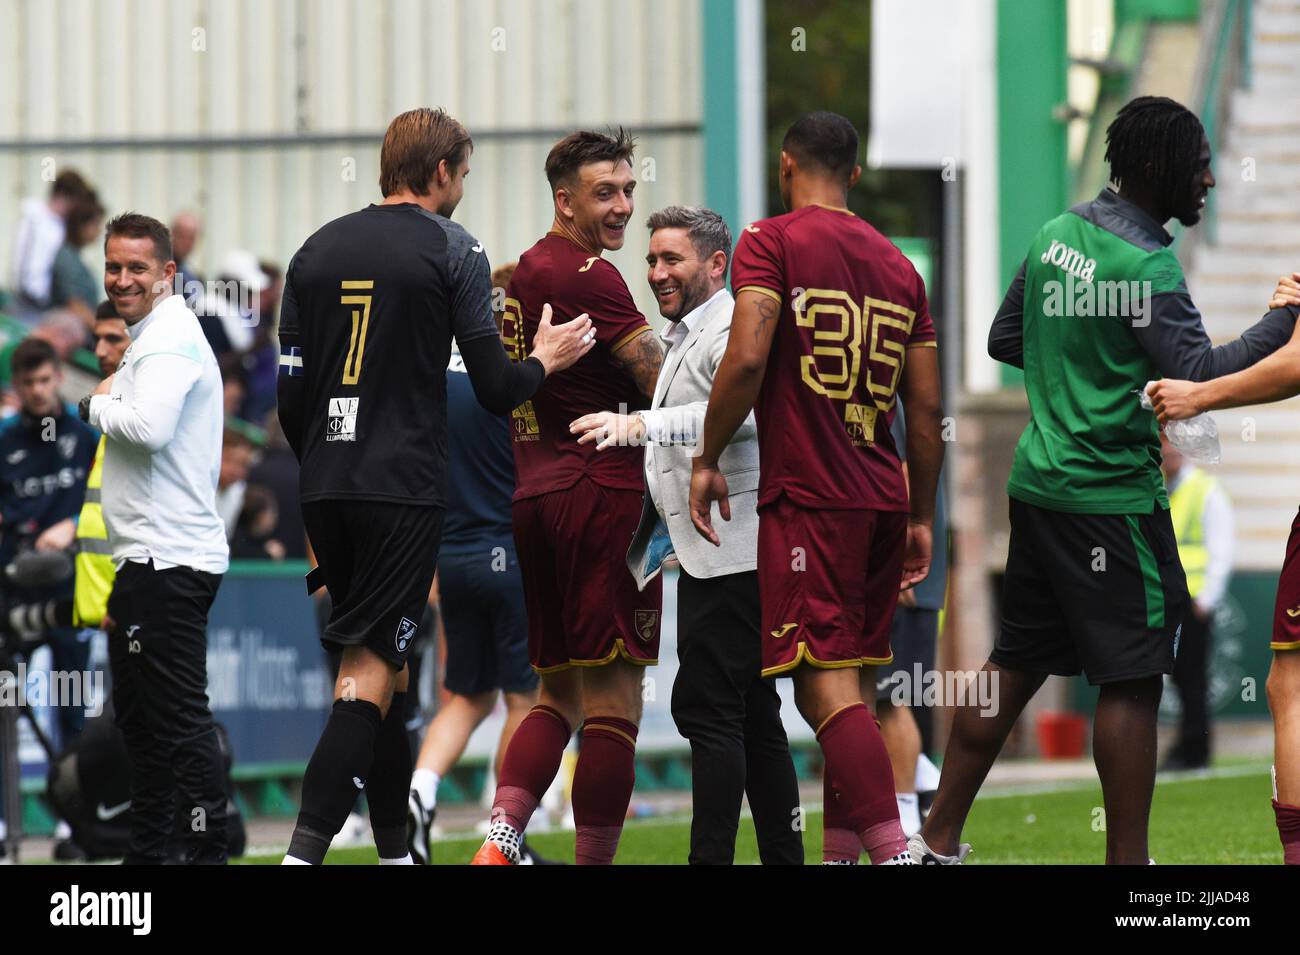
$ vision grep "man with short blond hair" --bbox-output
[277,108,593,865]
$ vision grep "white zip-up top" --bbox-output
[88,293,229,574]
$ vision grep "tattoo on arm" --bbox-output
[613,329,664,399]
[754,295,779,347]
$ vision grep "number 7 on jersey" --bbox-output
[340,280,374,385]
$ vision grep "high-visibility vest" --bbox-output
[73,435,115,627]
[1169,467,1216,601]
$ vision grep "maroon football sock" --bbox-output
[572,716,639,865]
[491,705,570,832]
[822,766,859,863]
[1275,800,1300,865]
[816,702,906,865]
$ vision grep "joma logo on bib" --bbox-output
[1040,239,1096,282]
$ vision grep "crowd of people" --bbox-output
[5,171,306,564]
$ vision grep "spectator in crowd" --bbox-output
[229,484,285,560]
[10,170,93,322]
[31,310,89,362]
[219,354,249,417]
[50,194,107,336]
[1160,431,1233,770]
[245,414,305,559]
[239,260,283,423]
[0,310,83,416]
[0,337,98,854]
[196,249,264,359]
[171,211,204,300]
[215,422,260,539]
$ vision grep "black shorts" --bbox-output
[992,498,1188,685]
[439,544,537,696]
[302,499,443,669]
[874,607,939,703]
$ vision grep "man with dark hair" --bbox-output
[276,108,593,866]
[81,211,231,864]
[913,96,1299,865]
[572,205,804,865]
[692,110,943,867]
[101,212,173,268]
[472,128,665,866]
[72,301,130,632]
[780,111,860,179]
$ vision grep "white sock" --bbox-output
[411,768,440,809]
[486,820,523,863]
[379,853,414,865]
[915,753,941,793]
[281,855,312,865]
[897,793,921,837]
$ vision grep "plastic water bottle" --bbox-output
[1138,383,1221,464]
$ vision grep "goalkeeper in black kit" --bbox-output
[276,108,594,864]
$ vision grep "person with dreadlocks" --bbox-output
[909,96,1298,865]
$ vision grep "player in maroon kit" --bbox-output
[472,129,664,865]
[690,112,944,865]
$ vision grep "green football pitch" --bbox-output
[240,763,1282,865]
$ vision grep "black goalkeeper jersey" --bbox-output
[278,202,500,506]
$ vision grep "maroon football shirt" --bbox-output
[502,232,653,501]
[730,204,937,512]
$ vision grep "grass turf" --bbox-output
[239,764,1282,865]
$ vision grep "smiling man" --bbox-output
[81,212,230,864]
[473,129,665,865]
[571,206,804,865]
[913,96,1299,866]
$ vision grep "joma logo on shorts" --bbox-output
[1040,238,1096,282]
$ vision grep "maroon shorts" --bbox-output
[757,495,907,677]
[1272,508,1300,652]
[512,477,662,672]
